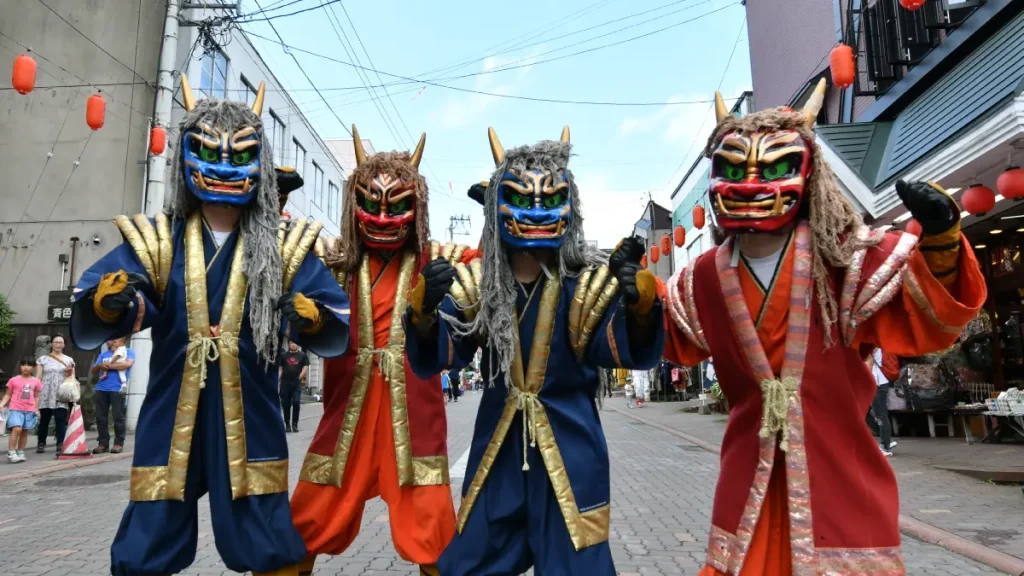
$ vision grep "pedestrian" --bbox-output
[868,348,896,456]
[624,378,636,409]
[441,370,450,405]
[632,368,649,407]
[277,341,308,432]
[1,356,42,463]
[704,359,716,390]
[35,333,75,455]
[449,369,461,403]
[90,337,134,454]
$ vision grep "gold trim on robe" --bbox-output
[455,270,611,551]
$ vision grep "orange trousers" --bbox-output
[290,376,456,565]
[700,455,792,576]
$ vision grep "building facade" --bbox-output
[632,200,674,282]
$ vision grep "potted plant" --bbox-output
[709,382,729,413]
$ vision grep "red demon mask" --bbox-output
[354,173,416,248]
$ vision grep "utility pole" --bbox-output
[131,0,183,433]
[447,215,471,244]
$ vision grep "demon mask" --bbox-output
[178,75,264,206]
[350,126,424,249]
[708,79,826,233]
[488,126,573,250]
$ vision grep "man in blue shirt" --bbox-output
[441,370,450,405]
[90,336,135,453]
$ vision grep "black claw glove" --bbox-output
[420,257,458,316]
[895,179,958,235]
[95,271,149,318]
[609,237,645,276]
[617,262,643,306]
[276,293,320,332]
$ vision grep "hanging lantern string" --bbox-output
[0,81,153,92]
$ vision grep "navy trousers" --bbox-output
[110,386,305,575]
[438,421,615,576]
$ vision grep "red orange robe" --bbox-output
[664,224,985,576]
[290,248,461,567]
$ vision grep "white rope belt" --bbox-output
[509,387,540,471]
[759,376,799,451]
[186,332,237,389]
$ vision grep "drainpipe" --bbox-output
[130,0,180,433]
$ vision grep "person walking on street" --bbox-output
[90,337,134,454]
[278,341,308,432]
[2,357,43,463]
[35,334,75,454]
[868,348,896,456]
[449,369,460,403]
[624,379,636,409]
[441,370,451,405]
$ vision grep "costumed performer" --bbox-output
[290,126,472,576]
[69,77,351,576]
[661,79,987,575]
[405,126,664,575]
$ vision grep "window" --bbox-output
[268,110,286,165]
[311,161,324,207]
[293,138,306,173]
[240,75,258,106]
[198,49,228,99]
[328,181,339,223]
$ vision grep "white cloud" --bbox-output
[575,172,651,249]
[431,50,541,131]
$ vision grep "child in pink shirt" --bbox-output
[1,356,43,463]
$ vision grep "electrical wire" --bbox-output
[659,17,747,191]
[236,0,344,23]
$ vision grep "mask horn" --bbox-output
[488,127,505,166]
[801,78,827,127]
[714,91,729,124]
[352,124,366,167]
[252,81,266,116]
[410,132,426,169]
[560,125,570,143]
[180,74,197,112]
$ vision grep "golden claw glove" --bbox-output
[277,292,324,334]
[92,271,142,323]
[408,258,457,328]
[609,237,656,318]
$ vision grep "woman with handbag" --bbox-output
[35,334,76,455]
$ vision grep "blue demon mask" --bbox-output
[178,75,264,206]
[488,126,573,250]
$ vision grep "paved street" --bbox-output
[0,393,1012,575]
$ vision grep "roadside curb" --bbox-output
[608,405,1024,576]
[0,407,327,484]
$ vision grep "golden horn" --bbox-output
[352,124,366,167]
[802,78,827,127]
[488,127,505,166]
[560,125,570,143]
[410,132,426,169]
[714,91,729,124]
[180,74,196,112]
[252,81,266,116]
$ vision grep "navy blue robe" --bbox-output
[70,217,349,575]
[407,273,664,576]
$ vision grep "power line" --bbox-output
[246,0,352,137]
[236,0,343,23]
[660,17,747,191]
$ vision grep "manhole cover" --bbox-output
[36,474,127,488]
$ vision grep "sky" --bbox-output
[241,0,752,249]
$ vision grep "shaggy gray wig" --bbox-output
[167,98,282,364]
[445,139,605,388]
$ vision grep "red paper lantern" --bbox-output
[674,225,685,247]
[693,205,706,230]
[905,219,922,236]
[12,54,36,95]
[650,245,660,264]
[961,184,995,216]
[829,44,855,89]
[86,94,105,130]
[660,234,671,254]
[641,255,648,269]
[899,0,926,10]
[149,126,166,155]
[996,166,1024,201]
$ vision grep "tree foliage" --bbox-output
[0,293,14,350]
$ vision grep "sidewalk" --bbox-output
[612,401,1024,569]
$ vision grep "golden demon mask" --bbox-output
[709,79,826,233]
[351,125,425,249]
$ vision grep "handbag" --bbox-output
[56,375,81,404]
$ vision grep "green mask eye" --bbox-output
[199,146,220,163]
[508,192,531,209]
[721,162,745,182]
[543,192,564,209]
[231,150,253,165]
[762,160,791,181]
[388,198,410,214]
[362,199,380,213]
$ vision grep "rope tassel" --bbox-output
[511,388,540,471]
[185,332,234,389]
[758,376,800,451]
